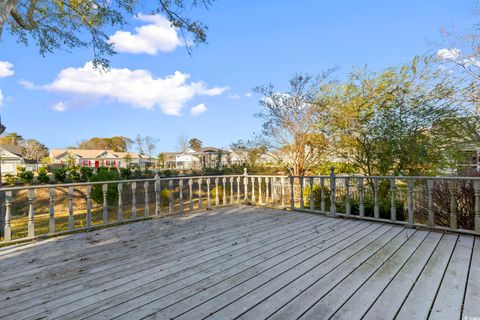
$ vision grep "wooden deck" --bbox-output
[0,207,478,320]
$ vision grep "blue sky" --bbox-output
[0,0,477,152]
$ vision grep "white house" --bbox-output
[0,145,37,175]
[50,149,148,168]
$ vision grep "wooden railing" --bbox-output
[1,169,480,244]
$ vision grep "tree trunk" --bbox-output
[0,0,16,36]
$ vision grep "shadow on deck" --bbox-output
[0,206,478,320]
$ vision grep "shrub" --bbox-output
[69,168,81,182]
[4,174,17,185]
[161,189,172,204]
[119,167,132,180]
[18,170,34,184]
[36,167,50,184]
[211,185,231,202]
[89,168,121,205]
[53,167,67,182]
[80,167,94,181]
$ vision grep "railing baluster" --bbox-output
[68,186,74,229]
[222,178,227,206]
[299,177,304,210]
[266,177,270,205]
[345,178,350,215]
[390,178,396,222]
[281,177,286,209]
[290,176,294,209]
[427,180,434,226]
[373,178,379,219]
[102,184,108,223]
[27,189,35,238]
[258,177,263,205]
[131,182,137,219]
[168,180,173,214]
[251,176,255,205]
[118,183,123,221]
[205,178,210,209]
[309,177,315,211]
[230,177,234,204]
[215,178,219,206]
[474,181,480,233]
[272,177,277,208]
[155,175,160,216]
[243,176,248,205]
[330,169,336,217]
[449,180,457,229]
[320,177,325,213]
[4,191,12,241]
[198,178,203,209]
[407,179,414,225]
[49,187,56,233]
[86,185,92,227]
[144,181,150,217]
[358,178,364,218]
[237,177,241,204]
[189,179,194,211]
[178,179,184,213]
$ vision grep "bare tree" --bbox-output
[22,139,49,162]
[143,136,158,167]
[177,135,189,151]
[134,134,144,155]
[254,72,335,176]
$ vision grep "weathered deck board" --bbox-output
[0,206,477,320]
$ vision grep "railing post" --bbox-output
[358,177,364,217]
[290,176,294,209]
[230,177,234,204]
[49,187,56,233]
[168,180,173,213]
[205,178,211,209]
[299,177,305,210]
[390,178,397,222]
[407,179,414,226]
[251,176,255,205]
[345,177,350,215]
[144,181,150,217]
[131,182,137,219]
[4,191,12,241]
[154,175,161,215]
[237,177,241,204]
[85,185,91,228]
[222,177,227,206]
[281,176,286,209]
[320,177,325,213]
[258,177,263,205]
[214,178,219,206]
[68,186,74,229]
[449,180,458,230]
[178,179,184,213]
[198,178,203,209]
[102,184,108,223]
[189,179,194,211]
[265,177,270,205]
[330,168,336,217]
[373,178,380,219]
[309,177,315,211]
[243,175,249,205]
[474,181,480,233]
[117,183,123,221]
[427,180,434,226]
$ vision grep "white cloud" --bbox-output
[245,92,253,97]
[190,103,206,116]
[109,14,182,55]
[228,93,241,100]
[19,79,38,89]
[437,48,461,60]
[40,62,227,115]
[0,89,4,106]
[0,61,14,77]
[51,102,66,112]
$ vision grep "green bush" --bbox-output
[211,185,231,202]
[119,167,132,179]
[69,168,81,182]
[89,168,121,205]
[18,170,34,184]
[53,167,67,182]
[4,174,17,185]
[80,167,94,181]
[36,167,50,184]
[160,189,172,204]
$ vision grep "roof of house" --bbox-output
[0,145,24,157]
[51,149,144,159]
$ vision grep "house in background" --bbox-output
[171,147,248,170]
[50,149,147,168]
[0,145,37,175]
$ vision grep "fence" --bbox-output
[1,169,479,244]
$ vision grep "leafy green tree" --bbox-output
[189,138,203,150]
[0,132,24,145]
[22,139,49,161]
[1,0,214,68]
[156,152,166,168]
[78,136,132,152]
